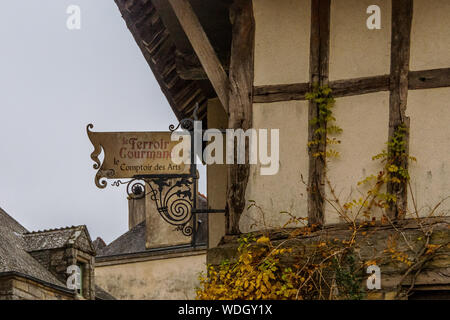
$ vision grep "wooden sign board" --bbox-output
[87,124,191,188]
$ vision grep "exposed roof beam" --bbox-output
[168,0,230,113]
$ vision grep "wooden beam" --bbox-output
[168,0,229,112]
[331,75,390,97]
[175,51,230,80]
[387,0,413,220]
[225,0,255,235]
[409,68,450,90]
[307,0,331,227]
[253,68,450,103]
[253,83,310,103]
[318,0,331,85]
[254,75,390,102]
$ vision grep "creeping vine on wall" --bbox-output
[306,84,342,159]
[196,87,449,300]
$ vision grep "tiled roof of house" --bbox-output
[23,225,88,252]
[95,285,116,300]
[0,208,66,288]
[114,0,224,123]
[0,208,115,299]
[0,207,28,234]
[93,237,107,253]
[97,221,147,257]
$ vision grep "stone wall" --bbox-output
[0,274,74,300]
[95,248,206,300]
[28,247,95,300]
[207,217,450,300]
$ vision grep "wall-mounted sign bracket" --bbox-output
[109,116,198,238]
[88,105,225,243]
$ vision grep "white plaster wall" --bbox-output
[240,101,309,232]
[329,0,391,80]
[325,92,390,224]
[410,0,450,71]
[253,0,311,86]
[95,253,206,300]
[406,88,450,218]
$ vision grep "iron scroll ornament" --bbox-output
[87,123,115,189]
[112,176,195,236]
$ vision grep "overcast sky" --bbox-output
[0,0,206,243]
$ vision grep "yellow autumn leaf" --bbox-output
[257,236,270,243]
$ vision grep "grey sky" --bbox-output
[0,0,206,243]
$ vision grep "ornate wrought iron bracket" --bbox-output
[112,176,196,236]
[111,108,199,237]
[109,105,226,240]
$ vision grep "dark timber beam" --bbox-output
[331,75,390,97]
[168,0,229,112]
[175,51,230,80]
[253,83,310,103]
[307,0,331,226]
[225,0,255,235]
[409,68,450,90]
[253,68,450,103]
[387,0,413,220]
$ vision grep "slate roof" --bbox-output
[114,0,222,123]
[0,208,66,288]
[0,208,115,299]
[97,221,147,257]
[97,193,207,257]
[23,225,93,253]
[95,285,116,300]
[93,237,107,253]
[0,207,28,234]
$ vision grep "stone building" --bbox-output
[0,207,114,300]
[94,192,207,299]
[112,0,449,299]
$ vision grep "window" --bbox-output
[76,262,85,297]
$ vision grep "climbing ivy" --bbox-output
[196,87,447,301]
[306,84,342,159]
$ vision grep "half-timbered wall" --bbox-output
[327,1,391,222]
[407,0,450,217]
[239,0,312,232]
[236,0,450,232]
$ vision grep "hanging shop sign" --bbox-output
[87,124,191,188]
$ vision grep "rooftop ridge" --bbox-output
[24,225,85,235]
[0,207,29,233]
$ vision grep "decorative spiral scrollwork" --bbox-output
[168,103,199,132]
[147,177,194,235]
[111,176,195,236]
[180,224,193,237]
[169,118,195,132]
